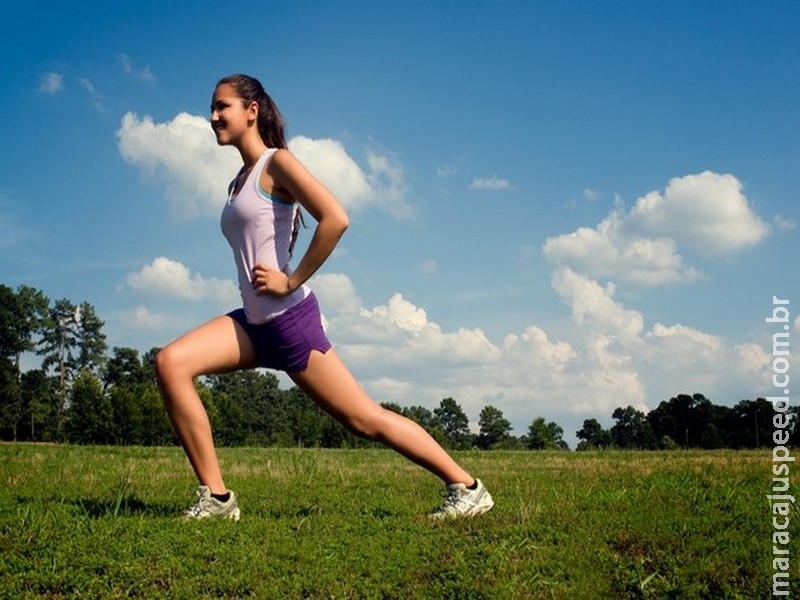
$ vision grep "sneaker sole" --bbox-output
[429,499,495,519]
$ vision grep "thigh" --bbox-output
[288,349,379,422]
[161,314,259,378]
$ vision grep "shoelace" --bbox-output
[437,487,463,511]
[185,490,211,517]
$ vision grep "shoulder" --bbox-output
[268,148,302,172]
[267,148,317,185]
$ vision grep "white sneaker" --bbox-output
[429,479,494,519]
[182,485,240,521]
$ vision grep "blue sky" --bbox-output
[2,1,798,445]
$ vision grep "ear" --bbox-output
[246,100,259,122]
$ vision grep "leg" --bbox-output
[155,315,257,494]
[289,349,474,485]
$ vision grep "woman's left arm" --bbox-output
[252,149,350,297]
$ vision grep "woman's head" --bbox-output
[215,74,287,149]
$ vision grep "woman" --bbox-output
[155,74,493,521]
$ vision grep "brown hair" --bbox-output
[217,74,287,149]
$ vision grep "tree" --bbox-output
[611,406,656,449]
[0,285,49,376]
[283,385,325,447]
[528,417,568,450]
[138,383,174,446]
[575,418,611,450]
[109,384,144,445]
[65,370,113,444]
[0,285,49,440]
[72,302,108,375]
[477,405,512,449]
[39,299,107,413]
[434,397,472,449]
[0,358,19,440]
[103,347,147,391]
[726,398,774,449]
[788,405,800,446]
[647,393,721,448]
[209,370,285,445]
[20,369,58,442]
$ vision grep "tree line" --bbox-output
[1,283,797,450]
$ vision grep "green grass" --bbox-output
[0,444,796,599]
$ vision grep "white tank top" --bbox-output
[220,149,309,324]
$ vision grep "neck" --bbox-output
[236,134,268,171]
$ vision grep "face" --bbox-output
[210,83,255,146]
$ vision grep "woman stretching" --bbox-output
[155,74,494,521]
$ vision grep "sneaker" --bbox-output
[429,479,494,519]
[182,485,240,521]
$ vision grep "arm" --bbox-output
[251,149,349,297]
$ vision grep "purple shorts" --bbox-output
[227,293,332,372]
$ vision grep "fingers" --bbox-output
[251,264,289,296]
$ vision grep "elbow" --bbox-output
[334,209,350,236]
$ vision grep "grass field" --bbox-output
[0,444,795,599]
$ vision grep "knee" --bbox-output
[154,344,188,388]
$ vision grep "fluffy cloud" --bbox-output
[544,211,701,286]
[543,171,768,286]
[630,171,769,254]
[117,112,238,219]
[551,267,643,342]
[116,113,411,219]
[290,137,412,217]
[125,257,239,307]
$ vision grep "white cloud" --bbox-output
[366,150,412,218]
[117,112,239,219]
[469,176,512,191]
[290,136,413,217]
[544,211,701,286]
[551,267,644,342]
[118,306,169,330]
[119,53,156,82]
[543,171,768,287]
[125,257,239,307]
[646,323,722,365]
[315,273,500,369]
[116,113,411,219]
[502,326,575,372]
[582,188,598,201]
[288,136,372,210]
[39,72,64,94]
[79,77,105,111]
[629,171,769,254]
[734,342,771,376]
